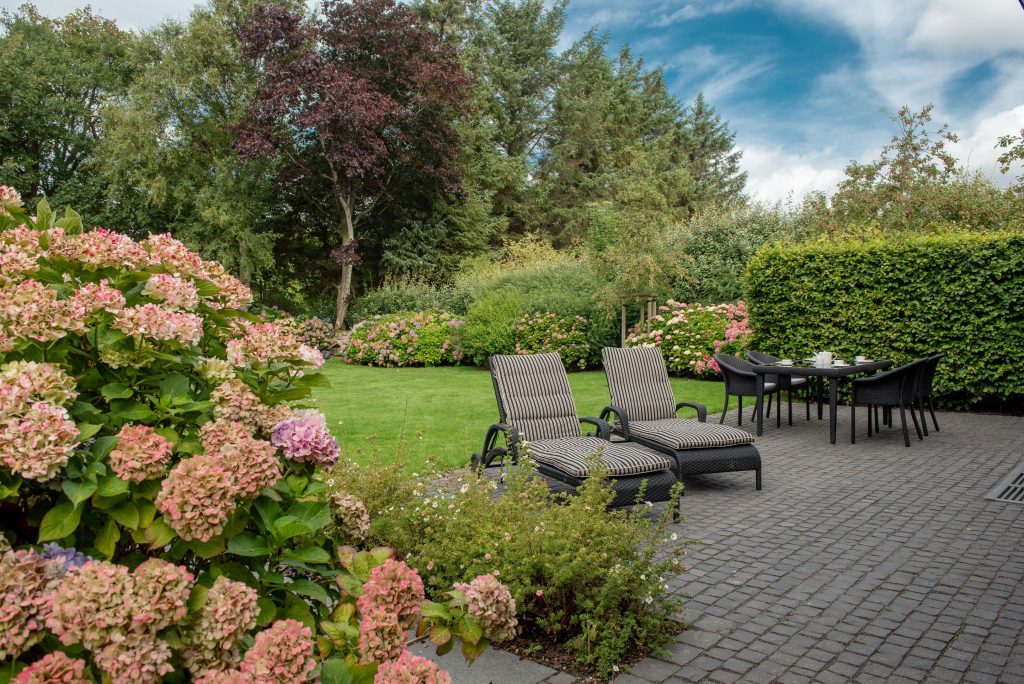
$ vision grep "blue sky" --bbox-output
[15,0,1024,200]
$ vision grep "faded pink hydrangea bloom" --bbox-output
[195,671,254,684]
[94,634,174,684]
[183,576,260,676]
[131,558,193,631]
[357,609,405,664]
[226,321,306,367]
[357,559,424,632]
[270,413,340,468]
[239,619,316,683]
[0,550,62,660]
[0,185,23,217]
[143,273,200,311]
[46,561,135,649]
[0,248,38,285]
[50,227,149,270]
[197,356,235,384]
[113,304,204,346]
[70,279,126,316]
[155,454,237,542]
[0,360,77,418]
[199,420,280,497]
[375,650,453,684]
[13,652,88,684]
[138,234,252,309]
[454,574,518,643]
[1,402,79,480]
[331,492,370,542]
[0,279,84,343]
[109,424,174,482]
[210,379,286,435]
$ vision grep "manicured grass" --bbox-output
[312,360,737,470]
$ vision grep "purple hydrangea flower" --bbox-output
[37,543,91,571]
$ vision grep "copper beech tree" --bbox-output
[234,0,471,326]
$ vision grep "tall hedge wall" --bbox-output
[745,231,1024,409]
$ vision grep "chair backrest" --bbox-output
[715,353,755,376]
[746,350,779,365]
[714,353,759,395]
[601,346,677,421]
[917,353,943,397]
[489,353,581,441]
[898,359,927,401]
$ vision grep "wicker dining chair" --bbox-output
[850,359,926,447]
[714,354,781,429]
[746,350,812,424]
[915,353,944,435]
[472,353,680,516]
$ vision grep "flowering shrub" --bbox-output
[333,457,687,677]
[515,312,591,369]
[626,300,752,377]
[0,192,506,680]
[295,316,339,354]
[344,311,463,367]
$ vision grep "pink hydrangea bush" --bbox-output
[0,190,501,680]
[514,312,591,369]
[626,300,752,377]
[344,311,463,367]
[375,651,452,684]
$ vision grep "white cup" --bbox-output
[817,351,833,367]
[855,355,867,363]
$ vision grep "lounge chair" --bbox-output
[600,347,762,490]
[472,353,680,515]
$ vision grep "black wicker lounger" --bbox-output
[600,346,763,490]
[472,353,680,516]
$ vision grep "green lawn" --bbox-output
[312,360,736,470]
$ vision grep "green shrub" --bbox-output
[348,280,461,323]
[458,291,524,365]
[745,230,1024,409]
[331,456,686,677]
[343,311,463,367]
[516,312,591,369]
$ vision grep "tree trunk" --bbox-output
[335,195,356,329]
[238,239,250,286]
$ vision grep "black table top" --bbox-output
[750,359,894,377]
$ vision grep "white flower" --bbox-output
[670,532,678,541]
[645,596,653,604]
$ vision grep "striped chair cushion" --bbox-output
[602,346,676,421]
[629,418,755,450]
[527,437,674,478]
[490,353,581,441]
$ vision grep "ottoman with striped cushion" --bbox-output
[475,353,680,514]
[601,346,763,490]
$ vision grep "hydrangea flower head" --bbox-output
[331,492,370,542]
[0,360,77,418]
[375,650,453,684]
[131,558,193,630]
[357,608,405,665]
[454,574,518,643]
[51,227,149,270]
[46,561,134,649]
[0,185,23,217]
[70,279,126,316]
[113,304,204,346]
[1,402,79,480]
[356,559,424,631]
[109,424,174,482]
[13,652,88,684]
[0,549,62,660]
[183,575,259,675]
[36,543,90,572]
[143,273,200,311]
[155,454,236,541]
[94,634,174,684]
[270,413,339,468]
[240,619,316,683]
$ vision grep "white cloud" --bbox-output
[17,0,194,29]
[951,104,1024,181]
[740,144,847,202]
[908,0,1024,56]
[665,44,772,103]
[650,0,753,28]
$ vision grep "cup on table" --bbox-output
[816,351,833,367]
[855,355,867,364]
[779,358,794,366]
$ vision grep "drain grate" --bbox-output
[985,462,1024,504]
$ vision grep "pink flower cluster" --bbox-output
[1,402,79,481]
[14,651,88,684]
[332,492,371,541]
[375,650,453,684]
[238,619,316,683]
[183,576,260,675]
[200,420,281,497]
[0,185,22,217]
[113,303,204,346]
[514,312,590,369]
[51,227,150,270]
[0,279,86,345]
[226,321,323,368]
[46,559,192,683]
[155,452,236,541]
[345,311,464,368]
[0,360,77,417]
[210,379,289,435]
[109,424,174,482]
[140,234,253,310]
[142,272,200,311]
[71,279,126,316]
[455,574,518,643]
[270,412,340,467]
[626,300,752,377]
[357,559,425,664]
[0,549,61,660]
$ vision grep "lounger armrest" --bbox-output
[599,406,629,438]
[478,422,520,467]
[579,416,612,440]
[676,401,708,422]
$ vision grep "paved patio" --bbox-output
[430,407,1024,683]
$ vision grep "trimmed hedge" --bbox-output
[745,231,1024,409]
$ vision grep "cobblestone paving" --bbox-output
[446,407,1024,683]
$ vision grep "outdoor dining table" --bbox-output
[750,359,894,444]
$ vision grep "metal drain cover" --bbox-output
[985,462,1024,504]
